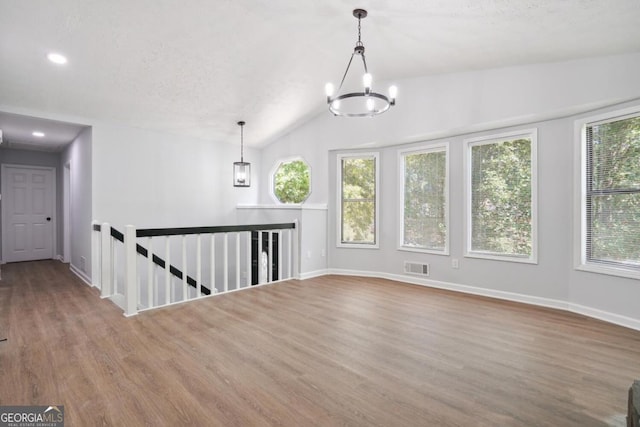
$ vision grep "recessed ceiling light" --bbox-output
[47,52,67,65]
[32,131,45,137]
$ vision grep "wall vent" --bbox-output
[404,261,429,277]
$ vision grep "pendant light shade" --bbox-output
[233,121,251,187]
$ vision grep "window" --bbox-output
[580,110,640,275]
[272,158,311,204]
[465,129,537,263]
[399,144,449,253]
[337,153,379,247]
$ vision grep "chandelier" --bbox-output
[325,9,397,117]
[233,121,251,187]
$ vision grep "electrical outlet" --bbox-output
[80,256,87,272]
[321,249,326,257]
[452,258,459,269]
[307,250,312,259]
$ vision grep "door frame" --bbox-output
[1,164,57,264]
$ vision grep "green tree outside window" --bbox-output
[273,159,311,204]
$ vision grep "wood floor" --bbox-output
[1,261,639,426]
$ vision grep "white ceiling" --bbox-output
[1,0,640,148]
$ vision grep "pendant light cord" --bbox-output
[240,123,244,162]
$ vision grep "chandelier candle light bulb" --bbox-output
[325,9,397,117]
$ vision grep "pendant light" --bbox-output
[233,121,251,187]
[325,9,397,117]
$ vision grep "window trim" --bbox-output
[464,128,538,264]
[269,156,312,205]
[574,105,640,279]
[336,152,380,249]
[397,142,450,255]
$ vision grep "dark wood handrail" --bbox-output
[136,222,295,238]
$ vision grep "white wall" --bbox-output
[259,52,640,328]
[61,127,92,280]
[91,122,259,230]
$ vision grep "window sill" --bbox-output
[464,251,538,265]
[337,243,379,250]
[398,246,449,256]
[575,263,640,280]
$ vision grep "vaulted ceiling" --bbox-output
[1,0,640,147]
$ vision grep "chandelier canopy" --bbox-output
[325,9,397,117]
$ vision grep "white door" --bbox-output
[2,165,55,263]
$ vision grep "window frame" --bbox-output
[398,142,450,255]
[336,152,380,249]
[269,156,312,205]
[464,128,538,264]
[574,106,640,279]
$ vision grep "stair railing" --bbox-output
[92,221,299,316]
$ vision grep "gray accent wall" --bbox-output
[0,147,63,260]
[259,52,640,327]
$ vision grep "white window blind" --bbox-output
[585,114,640,269]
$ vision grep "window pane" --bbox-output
[273,159,311,203]
[590,117,640,191]
[588,193,640,267]
[342,201,375,243]
[471,138,532,257]
[586,114,640,269]
[341,157,376,244]
[403,150,446,250]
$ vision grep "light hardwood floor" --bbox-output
[0,260,639,426]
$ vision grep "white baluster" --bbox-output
[210,234,216,293]
[223,233,228,292]
[124,225,138,316]
[278,230,282,282]
[101,222,112,297]
[165,236,171,305]
[236,232,241,290]
[182,235,188,300]
[147,237,153,308]
[246,231,252,287]
[196,234,202,297]
[112,239,118,294]
[287,228,292,279]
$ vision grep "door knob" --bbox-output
[46,217,51,221]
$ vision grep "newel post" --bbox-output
[124,225,138,316]
[100,222,112,297]
[293,219,300,279]
[91,220,102,290]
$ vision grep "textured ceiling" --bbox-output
[1,0,640,147]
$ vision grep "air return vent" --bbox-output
[404,261,429,277]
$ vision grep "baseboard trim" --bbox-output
[69,263,93,287]
[299,269,329,280]
[568,303,640,331]
[325,268,640,332]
